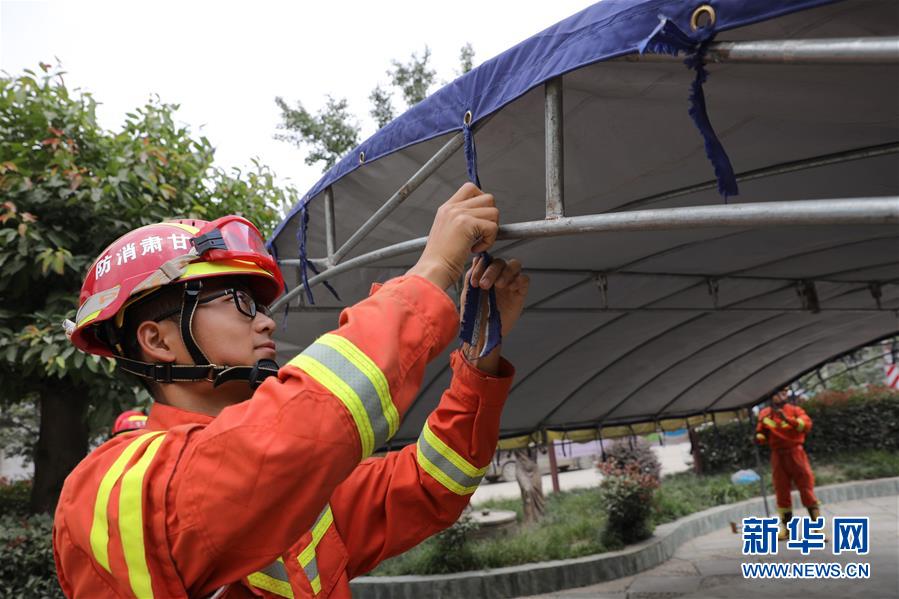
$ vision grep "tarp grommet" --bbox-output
[690,5,716,31]
[359,151,366,164]
[463,110,473,126]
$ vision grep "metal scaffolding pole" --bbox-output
[625,36,899,65]
[545,77,565,219]
[329,131,465,265]
[270,196,899,311]
[323,186,337,260]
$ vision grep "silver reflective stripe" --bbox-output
[259,560,290,582]
[417,428,485,492]
[75,284,121,325]
[302,343,391,447]
[302,557,319,590]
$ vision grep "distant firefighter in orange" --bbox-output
[755,388,821,541]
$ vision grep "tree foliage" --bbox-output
[368,84,395,130]
[273,96,360,170]
[0,63,296,511]
[387,46,436,108]
[275,43,476,170]
[459,43,475,75]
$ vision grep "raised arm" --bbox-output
[160,184,501,593]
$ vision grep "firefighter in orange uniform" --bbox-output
[755,388,821,541]
[53,182,530,598]
[111,410,149,437]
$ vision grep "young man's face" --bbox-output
[772,388,790,407]
[190,277,278,368]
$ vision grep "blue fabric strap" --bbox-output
[640,17,739,200]
[297,205,341,306]
[459,119,502,358]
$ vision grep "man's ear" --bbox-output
[135,320,180,363]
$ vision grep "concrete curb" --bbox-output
[350,477,899,599]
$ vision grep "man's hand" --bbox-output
[465,256,529,336]
[407,182,499,290]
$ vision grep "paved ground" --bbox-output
[519,494,899,599]
[472,443,692,503]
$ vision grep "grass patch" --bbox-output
[369,449,899,576]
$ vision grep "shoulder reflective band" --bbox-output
[297,505,334,596]
[762,417,778,429]
[795,418,806,432]
[248,558,294,598]
[119,433,167,599]
[416,422,487,495]
[288,333,397,458]
[90,431,166,573]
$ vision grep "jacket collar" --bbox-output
[147,402,215,430]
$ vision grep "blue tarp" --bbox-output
[270,0,838,244]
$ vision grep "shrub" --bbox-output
[696,387,899,474]
[600,437,661,482]
[0,513,62,598]
[0,478,31,517]
[597,462,659,547]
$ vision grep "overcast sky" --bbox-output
[2,0,590,196]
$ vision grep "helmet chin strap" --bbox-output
[115,279,279,390]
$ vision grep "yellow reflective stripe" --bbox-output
[421,423,485,479]
[182,260,273,279]
[119,434,167,599]
[316,334,398,438]
[90,431,165,573]
[416,443,480,495]
[298,506,333,567]
[309,574,322,595]
[297,506,333,596]
[795,418,806,431]
[762,417,778,429]
[247,572,294,598]
[248,558,293,598]
[77,309,102,328]
[289,354,375,457]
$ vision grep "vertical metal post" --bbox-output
[545,77,564,219]
[323,186,337,263]
[547,438,561,493]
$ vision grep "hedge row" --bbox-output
[695,386,899,474]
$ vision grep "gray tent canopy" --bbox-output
[268,0,899,447]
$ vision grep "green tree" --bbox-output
[273,95,360,170]
[0,63,297,513]
[275,43,473,168]
[368,84,395,130]
[388,46,436,107]
[459,42,475,75]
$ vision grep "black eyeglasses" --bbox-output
[154,288,271,322]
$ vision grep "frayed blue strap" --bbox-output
[640,17,739,200]
[266,241,291,329]
[297,205,341,306]
[458,119,502,358]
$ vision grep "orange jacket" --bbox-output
[755,403,812,450]
[53,275,514,598]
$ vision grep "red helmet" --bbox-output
[112,410,148,436]
[70,216,284,357]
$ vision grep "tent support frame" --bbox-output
[271,197,899,310]
[545,77,565,219]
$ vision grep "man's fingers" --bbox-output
[457,193,496,209]
[469,255,486,285]
[471,220,498,253]
[478,259,506,288]
[494,259,522,288]
[448,181,483,203]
